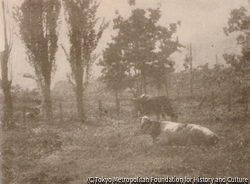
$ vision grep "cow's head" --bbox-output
[140,116,151,129]
[133,116,151,136]
[139,116,153,134]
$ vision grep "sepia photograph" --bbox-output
[0,0,250,183]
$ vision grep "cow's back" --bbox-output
[141,96,161,114]
[141,96,173,113]
[159,122,190,145]
[134,94,177,121]
[187,124,219,145]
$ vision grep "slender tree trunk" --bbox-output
[1,1,13,128]
[43,78,52,121]
[75,66,85,122]
[1,52,13,128]
[190,43,194,98]
[41,50,53,121]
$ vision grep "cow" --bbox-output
[135,116,219,146]
[134,94,178,121]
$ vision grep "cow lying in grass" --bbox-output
[135,116,219,146]
[134,94,178,121]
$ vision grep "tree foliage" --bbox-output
[16,0,60,89]
[15,0,61,120]
[63,0,108,122]
[99,5,181,96]
[224,6,250,85]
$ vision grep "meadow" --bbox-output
[1,81,250,184]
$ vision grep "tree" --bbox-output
[99,42,130,114]
[224,5,250,111]
[100,6,181,96]
[1,0,14,128]
[15,0,61,121]
[62,0,108,122]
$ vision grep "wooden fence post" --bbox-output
[227,92,231,112]
[211,91,215,111]
[244,93,249,111]
[133,100,138,118]
[197,96,207,111]
[98,99,102,119]
[59,102,63,122]
[116,98,120,116]
[177,87,180,105]
[22,106,26,125]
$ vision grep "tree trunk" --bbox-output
[76,83,85,121]
[1,1,13,128]
[75,66,85,122]
[190,43,194,98]
[42,80,52,121]
[42,77,52,121]
[1,52,13,128]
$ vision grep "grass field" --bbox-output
[2,90,250,184]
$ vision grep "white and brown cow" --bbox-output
[135,116,219,146]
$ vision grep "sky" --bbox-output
[0,0,249,89]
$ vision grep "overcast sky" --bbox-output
[0,0,249,89]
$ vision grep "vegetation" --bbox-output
[14,0,61,121]
[223,6,250,111]
[1,0,250,183]
[2,86,250,183]
[62,0,108,122]
[99,6,181,98]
